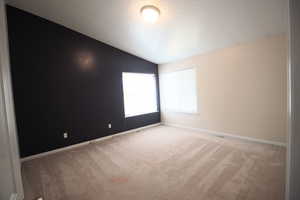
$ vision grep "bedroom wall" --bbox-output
[6,6,160,157]
[159,35,288,144]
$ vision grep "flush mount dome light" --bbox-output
[140,5,160,23]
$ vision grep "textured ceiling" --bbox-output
[6,0,288,64]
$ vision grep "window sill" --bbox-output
[125,111,159,118]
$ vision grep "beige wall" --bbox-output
[159,35,288,143]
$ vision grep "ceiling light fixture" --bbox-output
[140,5,160,23]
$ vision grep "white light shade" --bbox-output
[141,5,160,23]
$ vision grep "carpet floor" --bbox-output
[21,126,286,200]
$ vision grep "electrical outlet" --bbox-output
[63,132,68,139]
[108,123,112,129]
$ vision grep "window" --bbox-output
[160,68,197,113]
[122,72,158,117]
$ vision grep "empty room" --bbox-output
[0,0,294,200]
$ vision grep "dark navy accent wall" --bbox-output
[6,6,160,157]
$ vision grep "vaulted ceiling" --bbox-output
[6,0,288,64]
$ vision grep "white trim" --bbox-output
[21,123,161,162]
[21,141,91,162]
[0,0,24,199]
[92,123,161,143]
[163,123,287,147]
[286,1,292,199]
[125,111,159,118]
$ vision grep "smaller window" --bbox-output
[122,72,158,117]
[160,68,198,113]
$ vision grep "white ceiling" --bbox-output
[6,0,288,64]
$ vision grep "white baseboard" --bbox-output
[91,123,160,143]
[21,123,161,162]
[163,123,286,147]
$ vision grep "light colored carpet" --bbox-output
[21,126,286,200]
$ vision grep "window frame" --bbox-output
[122,72,159,118]
[160,67,198,114]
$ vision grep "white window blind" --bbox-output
[122,72,158,117]
[160,68,197,113]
